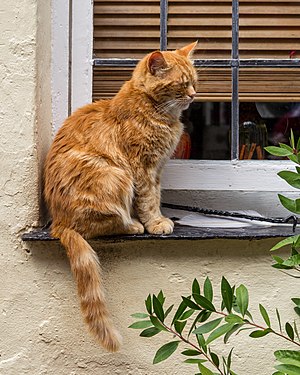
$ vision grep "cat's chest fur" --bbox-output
[119,115,183,172]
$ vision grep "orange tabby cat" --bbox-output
[44,42,198,352]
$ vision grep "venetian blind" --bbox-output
[93,0,300,102]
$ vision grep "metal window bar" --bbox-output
[160,0,168,51]
[93,0,300,160]
[231,0,239,161]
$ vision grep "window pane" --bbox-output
[239,68,300,102]
[93,0,160,58]
[168,0,232,59]
[239,102,300,160]
[173,102,231,160]
[239,0,300,59]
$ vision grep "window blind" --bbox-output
[93,0,300,102]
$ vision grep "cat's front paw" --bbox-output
[146,217,174,234]
[126,220,145,234]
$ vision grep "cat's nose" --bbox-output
[187,87,196,99]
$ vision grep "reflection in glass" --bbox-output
[239,102,300,160]
[173,102,231,160]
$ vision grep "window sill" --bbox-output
[21,224,299,243]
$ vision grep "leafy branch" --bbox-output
[129,277,300,375]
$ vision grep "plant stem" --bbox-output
[215,310,300,347]
[157,318,225,375]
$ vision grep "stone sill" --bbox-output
[21,224,299,243]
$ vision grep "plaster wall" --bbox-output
[0,1,298,375]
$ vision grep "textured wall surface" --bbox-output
[0,1,298,375]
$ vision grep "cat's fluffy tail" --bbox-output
[59,227,121,352]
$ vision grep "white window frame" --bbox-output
[51,0,299,218]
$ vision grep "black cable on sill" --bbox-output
[162,203,299,233]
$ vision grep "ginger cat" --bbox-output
[44,42,198,352]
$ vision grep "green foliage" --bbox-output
[129,132,300,374]
[129,278,300,374]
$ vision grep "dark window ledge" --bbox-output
[21,224,299,242]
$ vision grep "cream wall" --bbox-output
[0,1,298,375]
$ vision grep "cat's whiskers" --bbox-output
[155,99,183,116]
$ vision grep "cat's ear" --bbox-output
[148,51,169,75]
[176,41,198,58]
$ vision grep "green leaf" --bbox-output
[157,290,165,306]
[180,309,195,321]
[227,348,234,372]
[210,351,220,368]
[196,333,207,353]
[294,306,300,317]
[193,318,223,335]
[282,254,300,267]
[225,314,244,325]
[165,304,174,318]
[278,194,300,214]
[153,341,180,364]
[182,349,202,356]
[289,154,300,164]
[193,294,216,311]
[290,129,295,148]
[275,350,300,367]
[140,327,161,337]
[297,136,300,152]
[278,171,300,189]
[285,322,295,340]
[249,328,272,338]
[174,319,187,335]
[198,363,215,375]
[272,263,294,270]
[188,311,212,337]
[292,298,300,307]
[265,146,293,157]
[172,300,188,325]
[131,313,149,319]
[272,372,285,375]
[276,309,283,332]
[274,364,300,375]
[259,304,271,328]
[271,235,300,251]
[184,358,206,364]
[224,324,244,344]
[150,316,168,332]
[145,294,152,314]
[206,323,234,345]
[236,284,249,317]
[153,295,165,322]
[294,321,300,341]
[204,277,213,302]
[272,255,284,264]
[182,296,202,310]
[128,320,153,329]
[192,278,201,296]
[279,143,294,153]
[221,277,233,313]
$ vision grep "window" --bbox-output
[53,0,300,217]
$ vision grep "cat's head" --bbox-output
[133,42,198,116]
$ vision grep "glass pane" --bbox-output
[168,0,232,59]
[239,0,300,59]
[238,67,300,160]
[172,102,231,160]
[239,102,300,160]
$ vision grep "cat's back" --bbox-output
[44,99,120,185]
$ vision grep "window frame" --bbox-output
[52,0,300,217]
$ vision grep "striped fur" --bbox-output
[44,42,198,351]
